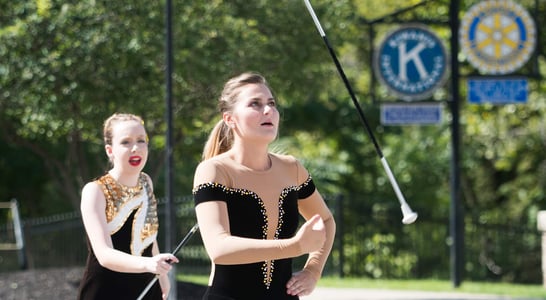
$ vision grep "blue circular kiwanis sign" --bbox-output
[374,24,449,101]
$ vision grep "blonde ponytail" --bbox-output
[202,119,233,161]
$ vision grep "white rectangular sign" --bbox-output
[380,103,443,125]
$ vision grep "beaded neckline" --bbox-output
[117,181,143,198]
[105,174,143,199]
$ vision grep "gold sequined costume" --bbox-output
[78,172,161,300]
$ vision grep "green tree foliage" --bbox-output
[0,0,355,211]
[0,0,167,213]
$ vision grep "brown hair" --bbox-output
[201,72,274,160]
[103,113,146,146]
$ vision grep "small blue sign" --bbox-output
[467,78,528,104]
[374,24,449,101]
[381,103,443,125]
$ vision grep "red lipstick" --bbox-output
[129,156,142,166]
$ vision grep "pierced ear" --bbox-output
[222,113,234,128]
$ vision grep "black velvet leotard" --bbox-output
[193,153,316,300]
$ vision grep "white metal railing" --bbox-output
[0,199,27,269]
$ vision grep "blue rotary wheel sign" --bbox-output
[374,24,449,101]
[459,0,536,75]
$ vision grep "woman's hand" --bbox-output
[293,214,326,254]
[286,269,318,297]
[146,253,179,276]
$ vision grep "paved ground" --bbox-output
[302,287,543,300]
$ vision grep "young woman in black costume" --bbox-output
[79,113,178,300]
[193,73,336,299]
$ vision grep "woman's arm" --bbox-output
[195,200,325,264]
[297,189,336,279]
[285,189,336,297]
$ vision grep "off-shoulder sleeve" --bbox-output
[192,159,231,206]
[193,182,231,205]
[294,158,316,199]
[298,176,316,199]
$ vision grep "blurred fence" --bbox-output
[0,195,542,284]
